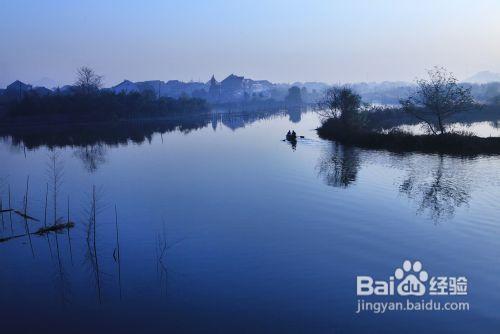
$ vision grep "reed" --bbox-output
[66,196,73,265]
[114,204,122,299]
[0,197,4,231]
[8,185,13,234]
[23,176,35,257]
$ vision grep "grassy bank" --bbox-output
[317,118,500,155]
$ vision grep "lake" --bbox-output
[386,120,500,137]
[1,110,500,333]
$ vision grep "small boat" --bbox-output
[286,130,298,142]
[286,133,297,142]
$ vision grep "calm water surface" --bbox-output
[1,111,500,333]
[388,120,500,137]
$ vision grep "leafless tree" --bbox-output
[75,66,103,95]
[400,67,475,135]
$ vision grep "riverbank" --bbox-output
[317,118,500,155]
[0,108,306,148]
[0,112,216,148]
[0,91,209,125]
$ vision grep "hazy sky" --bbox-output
[1,0,500,87]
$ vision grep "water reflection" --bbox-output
[74,145,107,173]
[317,142,360,188]
[397,155,471,222]
[52,234,72,307]
[2,119,204,149]
[1,111,500,332]
[1,108,307,173]
[84,185,105,304]
[287,106,302,123]
[317,143,472,221]
[2,109,305,148]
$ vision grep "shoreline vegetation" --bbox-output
[1,107,303,149]
[1,90,210,123]
[317,118,500,155]
[3,66,500,155]
[0,67,210,126]
[0,67,306,137]
[317,67,500,156]
[0,67,307,148]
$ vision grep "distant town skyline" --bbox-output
[2,0,500,87]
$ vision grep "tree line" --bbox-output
[320,67,477,136]
[3,67,208,122]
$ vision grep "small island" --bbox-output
[317,67,500,155]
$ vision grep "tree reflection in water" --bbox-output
[2,109,308,173]
[316,142,360,188]
[74,145,107,173]
[317,142,472,222]
[398,154,471,222]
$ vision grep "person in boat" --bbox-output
[291,130,296,138]
[287,130,291,137]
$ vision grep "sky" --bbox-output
[1,0,500,88]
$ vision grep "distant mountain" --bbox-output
[464,71,500,84]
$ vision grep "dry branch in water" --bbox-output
[0,222,75,243]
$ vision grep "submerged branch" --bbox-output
[35,222,75,236]
[13,210,40,222]
[0,222,75,243]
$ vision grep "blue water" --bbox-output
[1,111,500,333]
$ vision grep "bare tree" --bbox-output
[75,66,103,95]
[318,86,363,129]
[400,67,475,135]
